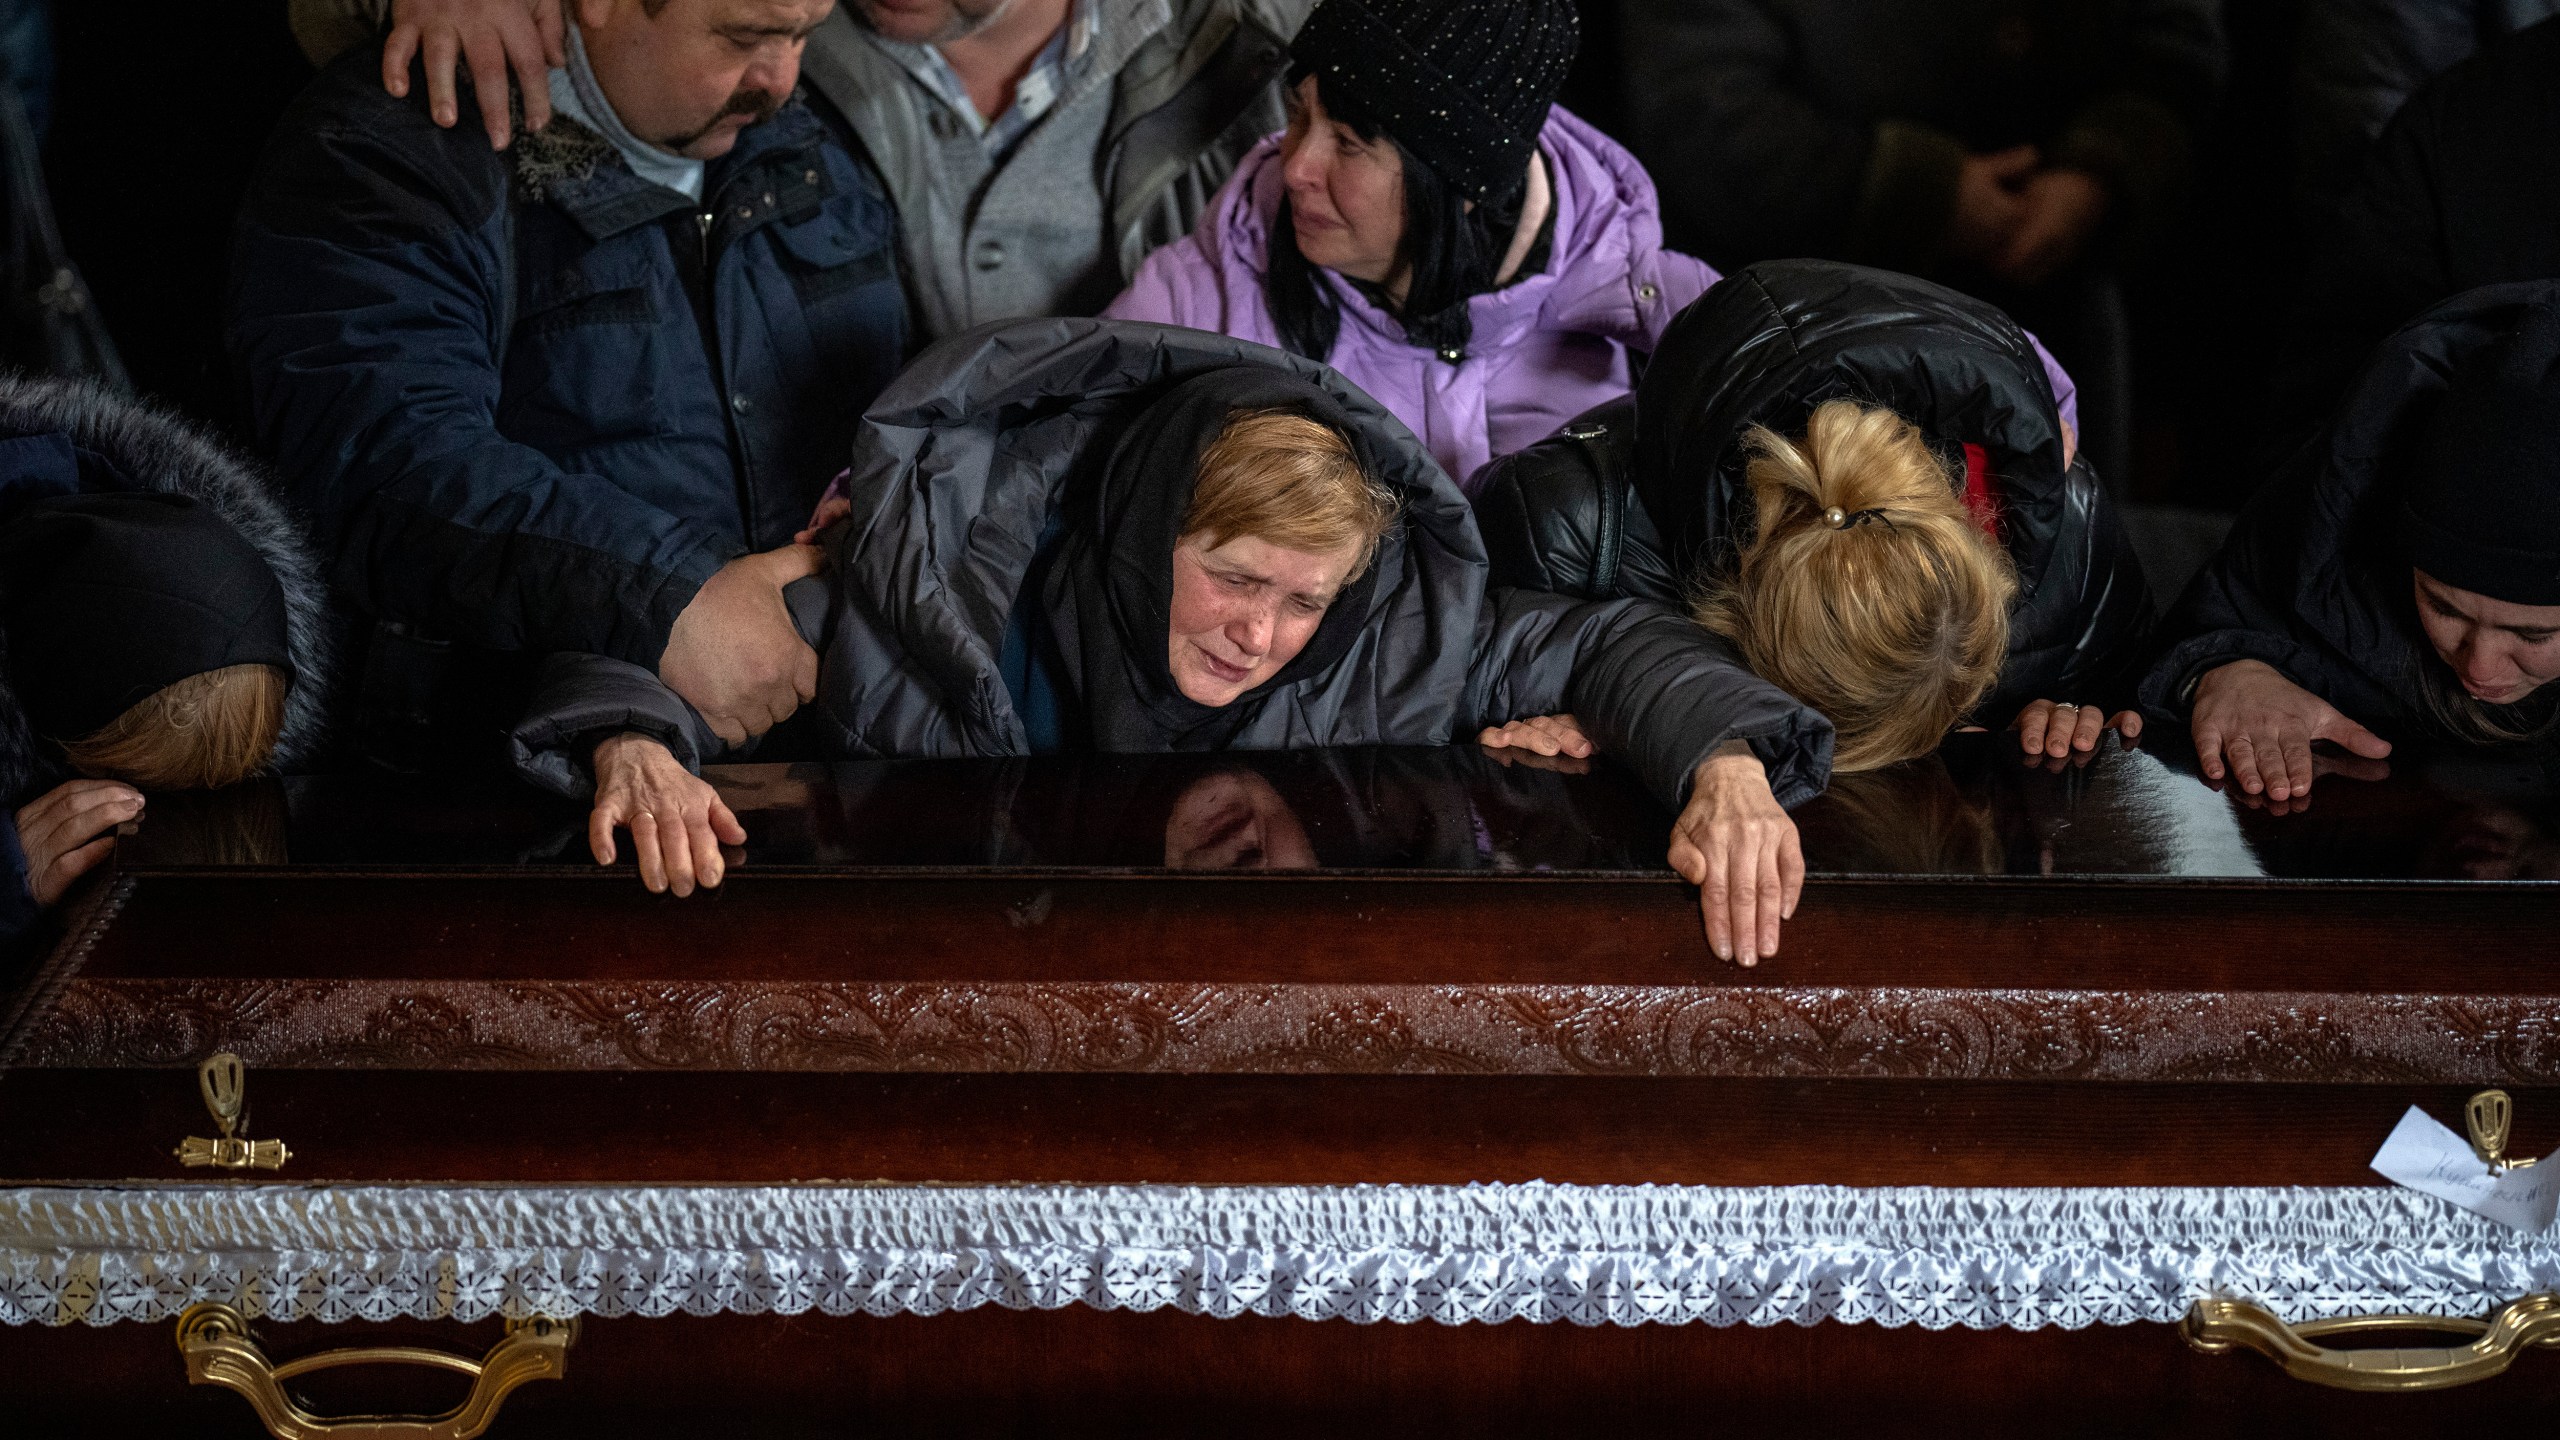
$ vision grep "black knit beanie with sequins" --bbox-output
[1287,0,1580,206]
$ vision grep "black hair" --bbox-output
[1264,71,1530,367]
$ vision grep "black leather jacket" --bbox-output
[1472,260,2155,722]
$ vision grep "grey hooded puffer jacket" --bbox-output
[511,320,1833,810]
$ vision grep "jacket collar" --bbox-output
[521,97,831,241]
[861,0,1174,92]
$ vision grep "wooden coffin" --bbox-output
[4,735,2560,1436]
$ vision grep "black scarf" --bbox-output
[1042,367,1390,752]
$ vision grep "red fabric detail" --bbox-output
[1959,443,2002,536]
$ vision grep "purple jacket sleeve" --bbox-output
[1104,238,1215,327]
[2024,330,2083,441]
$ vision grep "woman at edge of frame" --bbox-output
[508,320,1837,965]
[2139,281,2560,800]
[0,376,335,960]
[1470,257,2154,776]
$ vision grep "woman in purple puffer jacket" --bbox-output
[1105,0,1718,492]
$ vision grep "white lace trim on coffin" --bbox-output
[3,1182,2548,1330]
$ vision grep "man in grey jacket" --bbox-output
[302,0,1309,342]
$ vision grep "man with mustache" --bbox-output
[233,0,909,769]
[305,0,1315,343]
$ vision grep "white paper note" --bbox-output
[2370,1105,2560,1233]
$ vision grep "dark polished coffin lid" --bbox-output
[10,736,2560,1435]
[4,733,2559,1190]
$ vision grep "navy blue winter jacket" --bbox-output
[229,48,908,670]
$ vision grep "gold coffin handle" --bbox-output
[175,1302,572,1440]
[175,1053,291,1172]
[2183,1294,2560,1391]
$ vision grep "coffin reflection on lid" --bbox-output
[696,745,1667,873]
[119,732,2560,882]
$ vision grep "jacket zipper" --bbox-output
[685,206,753,536]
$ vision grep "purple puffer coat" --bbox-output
[1106,106,1720,491]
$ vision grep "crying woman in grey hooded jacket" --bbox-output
[512,320,1837,962]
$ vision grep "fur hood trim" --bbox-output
[0,376,334,805]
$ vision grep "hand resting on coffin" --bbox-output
[1476,713,1594,761]
[1668,741,1804,968]
[2011,698,2142,765]
[2189,659,2393,803]
[1483,719,1802,964]
[589,732,746,896]
[12,779,144,908]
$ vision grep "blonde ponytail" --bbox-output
[1693,400,2018,772]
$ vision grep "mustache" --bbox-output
[666,87,782,148]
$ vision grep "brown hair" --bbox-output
[1693,401,2018,773]
[1182,409,1400,579]
[57,663,289,791]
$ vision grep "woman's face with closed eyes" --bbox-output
[1166,531,1361,707]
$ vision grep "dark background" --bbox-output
[43,3,311,426]
[53,0,2302,510]
[1551,0,2308,514]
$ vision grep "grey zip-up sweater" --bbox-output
[800,0,1307,342]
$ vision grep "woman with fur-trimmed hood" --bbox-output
[0,378,334,957]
